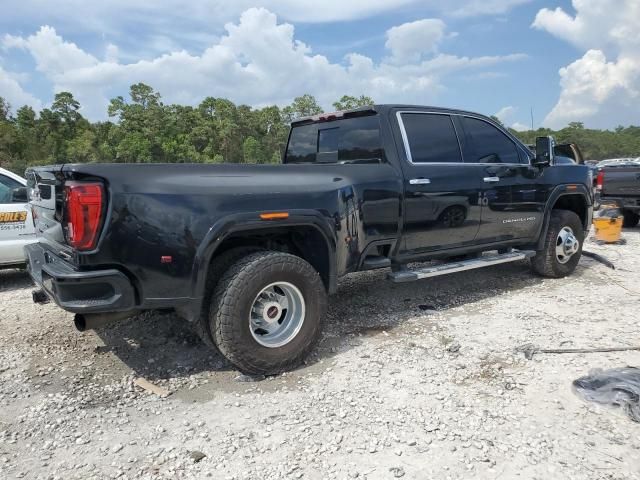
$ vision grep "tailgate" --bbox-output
[602,166,640,197]
[25,166,69,252]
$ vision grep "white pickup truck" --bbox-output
[0,167,36,267]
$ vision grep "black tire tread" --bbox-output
[193,247,262,347]
[622,211,640,228]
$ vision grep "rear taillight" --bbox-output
[596,170,605,191]
[65,182,104,251]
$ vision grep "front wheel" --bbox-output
[531,210,584,278]
[210,251,327,375]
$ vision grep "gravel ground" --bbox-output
[1,230,640,480]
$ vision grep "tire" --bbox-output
[210,251,327,375]
[531,209,584,278]
[193,247,262,348]
[622,211,640,228]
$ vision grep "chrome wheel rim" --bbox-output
[249,282,305,348]
[556,226,580,264]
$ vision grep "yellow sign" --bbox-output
[0,211,27,223]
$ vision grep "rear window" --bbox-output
[285,115,384,164]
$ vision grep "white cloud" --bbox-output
[0,66,42,113]
[533,0,640,128]
[385,19,447,64]
[510,121,529,131]
[2,8,526,120]
[5,27,98,76]
[0,0,534,78]
[533,1,640,53]
[494,106,530,130]
[494,105,515,123]
[2,0,531,32]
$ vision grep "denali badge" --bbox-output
[503,217,536,224]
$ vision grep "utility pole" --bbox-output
[530,107,534,131]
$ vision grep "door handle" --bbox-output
[483,177,500,183]
[409,178,431,185]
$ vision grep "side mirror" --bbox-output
[11,187,28,203]
[534,136,554,167]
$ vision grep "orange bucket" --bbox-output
[593,216,623,243]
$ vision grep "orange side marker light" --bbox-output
[260,212,289,220]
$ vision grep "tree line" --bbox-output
[1,83,639,175]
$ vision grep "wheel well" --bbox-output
[211,226,332,290]
[552,194,588,229]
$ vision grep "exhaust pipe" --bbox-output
[74,310,137,332]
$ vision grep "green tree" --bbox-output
[282,94,322,122]
[66,129,100,163]
[15,106,36,131]
[0,98,10,121]
[332,95,374,111]
[52,92,81,124]
[130,83,161,108]
[242,136,264,164]
[3,87,640,175]
[108,84,166,162]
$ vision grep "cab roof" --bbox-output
[291,104,495,126]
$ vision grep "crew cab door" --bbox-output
[457,115,544,242]
[0,172,35,265]
[395,111,483,255]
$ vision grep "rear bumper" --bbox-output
[25,243,136,314]
[598,195,640,211]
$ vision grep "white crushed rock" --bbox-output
[1,231,639,479]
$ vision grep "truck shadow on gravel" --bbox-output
[92,260,587,385]
[0,268,33,293]
[94,311,232,382]
[312,261,556,357]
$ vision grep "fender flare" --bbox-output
[191,210,338,301]
[536,184,592,250]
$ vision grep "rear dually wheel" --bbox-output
[209,251,327,375]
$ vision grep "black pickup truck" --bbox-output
[25,105,593,374]
[595,160,640,227]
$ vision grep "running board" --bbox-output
[388,250,536,283]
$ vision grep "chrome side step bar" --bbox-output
[387,250,536,283]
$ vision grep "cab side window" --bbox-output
[461,116,521,164]
[400,113,462,163]
[0,175,23,204]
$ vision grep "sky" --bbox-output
[0,0,638,130]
